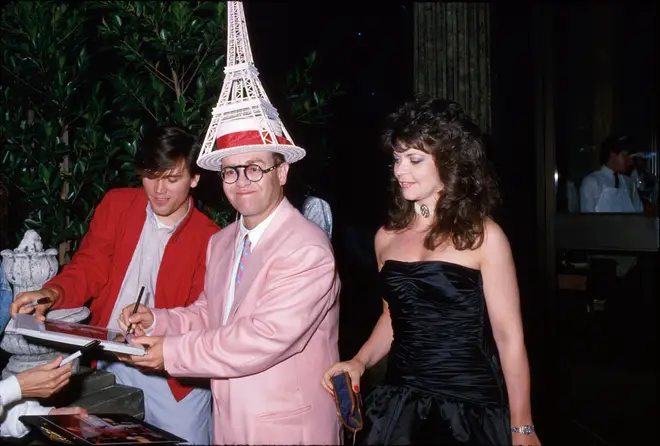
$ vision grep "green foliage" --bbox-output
[0,1,342,260]
[1,2,138,256]
[286,50,343,125]
[95,1,226,131]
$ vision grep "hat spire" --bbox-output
[198,1,305,171]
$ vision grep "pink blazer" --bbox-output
[151,198,341,445]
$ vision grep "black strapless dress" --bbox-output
[362,260,511,445]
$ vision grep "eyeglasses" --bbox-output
[220,163,281,184]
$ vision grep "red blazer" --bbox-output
[46,188,220,401]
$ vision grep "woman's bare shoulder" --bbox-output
[478,218,513,264]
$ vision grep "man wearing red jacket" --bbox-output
[10,127,219,444]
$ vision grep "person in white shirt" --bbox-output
[580,135,644,213]
[0,356,86,438]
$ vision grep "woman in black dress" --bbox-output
[322,97,540,445]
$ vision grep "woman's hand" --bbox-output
[16,357,73,399]
[321,358,367,395]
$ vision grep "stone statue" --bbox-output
[1,229,59,298]
[0,230,90,379]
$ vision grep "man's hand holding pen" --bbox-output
[117,303,155,337]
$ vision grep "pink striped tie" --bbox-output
[235,235,251,286]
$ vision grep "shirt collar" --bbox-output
[600,165,615,176]
[238,200,283,249]
[146,198,191,233]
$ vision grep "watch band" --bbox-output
[511,424,535,435]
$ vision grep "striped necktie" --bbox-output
[235,235,252,286]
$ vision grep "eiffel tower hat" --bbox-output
[197,1,306,171]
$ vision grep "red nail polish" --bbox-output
[353,385,359,392]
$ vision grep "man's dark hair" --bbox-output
[135,127,201,177]
[382,96,501,251]
[599,134,633,165]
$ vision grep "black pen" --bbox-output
[124,286,146,336]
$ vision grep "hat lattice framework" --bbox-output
[197,1,306,171]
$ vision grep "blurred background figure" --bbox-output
[302,196,333,240]
[579,135,643,213]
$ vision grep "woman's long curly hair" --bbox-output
[382,96,501,251]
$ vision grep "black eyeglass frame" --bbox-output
[219,163,282,184]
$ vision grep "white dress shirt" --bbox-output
[107,202,189,331]
[224,201,282,324]
[0,375,52,438]
[579,165,644,213]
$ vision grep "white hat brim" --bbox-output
[197,144,307,171]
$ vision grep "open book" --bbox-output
[5,314,145,356]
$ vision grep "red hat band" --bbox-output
[215,130,293,151]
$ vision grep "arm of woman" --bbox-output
[480,221,540,444]
[321,227,394,392]
[353,298,394,372]
[353,227,395,370]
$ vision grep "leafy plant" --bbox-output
[95,1,226,129]
[286,50,343,126]
[0,1,138,261]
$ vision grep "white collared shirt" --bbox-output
[579,165,643,213]
[224,201,282,324]
[107,200,190,331]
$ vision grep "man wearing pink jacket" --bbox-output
[117,108,341,443]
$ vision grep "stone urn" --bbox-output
[1,229,59,298]
[0,230,90,379]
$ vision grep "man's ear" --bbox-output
[190,174,201,188]
[277,163,290,186]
